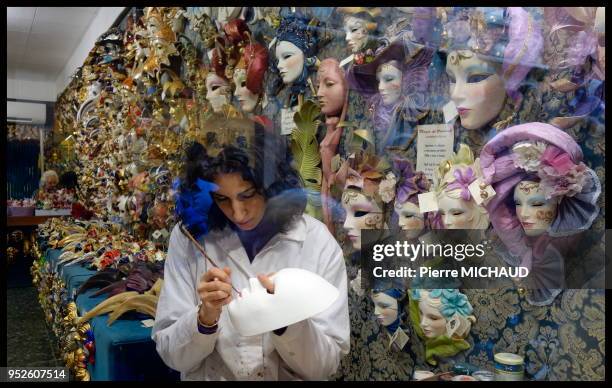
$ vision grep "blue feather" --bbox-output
[174,178,218,239]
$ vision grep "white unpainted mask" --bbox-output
[227,268,339,336]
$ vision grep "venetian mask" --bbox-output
[414,289,475,341]
[418,294,447,338]
[275,40,305,84]
[344,16,369,54]
[377,60,403,107]
[395,201,425,238]
[446,50,506,130]
[437,191,488,230]
[233,68,258,113]
[205,72,231,113]
[371,292,398,326]
[342,189,384,250]
[513,180,559,237]
[316,59,347,117]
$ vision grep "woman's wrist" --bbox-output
[197,302,219,327]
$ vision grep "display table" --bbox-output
[7,215,65,227]
[43,248,179,381]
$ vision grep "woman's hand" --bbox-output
[197,267,233,326]
[257,272,276,294]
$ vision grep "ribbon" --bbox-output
[539,147,575,175]
[446,167,476,201]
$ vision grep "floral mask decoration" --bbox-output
[511,141,590,200]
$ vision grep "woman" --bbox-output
[152,120,349,380]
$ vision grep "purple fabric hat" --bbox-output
[442,7,544,102]
[480,122,601,270]
[391,157,430,205]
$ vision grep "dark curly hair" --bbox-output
[179,121,306,233]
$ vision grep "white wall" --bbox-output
[7,75,57,102]
[55,7,126,96]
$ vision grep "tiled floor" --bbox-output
[7,275,63,367]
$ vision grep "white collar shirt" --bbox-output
[152,214,350,380]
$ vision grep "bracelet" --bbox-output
[197,314,218,328]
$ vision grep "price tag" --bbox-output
[280,106,298,135]
[416,124,454,179]
[418,192,439,213]
[442,100,458,123]
[389,328,409,351]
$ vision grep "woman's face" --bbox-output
[372,292,399,327]
[206,73,231,113]
[344,16,369,53]
[446,50,506,130]
[419,296,447,338]
[437,191,478,229]
[377,61,402,107]
[212,172,266,231]
[233,68,259,113]
[395,201,425,238]
[514,180,559,237]
[316,62,346,116]
[275,40,305,84]
[342,190,384,250]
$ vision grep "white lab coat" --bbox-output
[152,214,350,380]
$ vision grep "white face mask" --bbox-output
[418,294,447,338]
[205,73,230,113]
[275,40,305,85]
[377,61,403,106]
[395,201,425,238]
[341,190,384,250]
[344,16,369,54]
[446,50,506,130]
[437,192,483,230]
[514,180,559,237]
[371,292,399,326]
[227,268,340,337]
[233,69,259,113]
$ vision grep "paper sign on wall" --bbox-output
[416,124,454,179]
[281,106,298,135]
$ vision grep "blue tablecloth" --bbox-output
[42,248,179,381]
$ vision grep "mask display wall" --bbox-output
[49,6,604,382]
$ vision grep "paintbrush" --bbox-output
[179,224,241,296]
